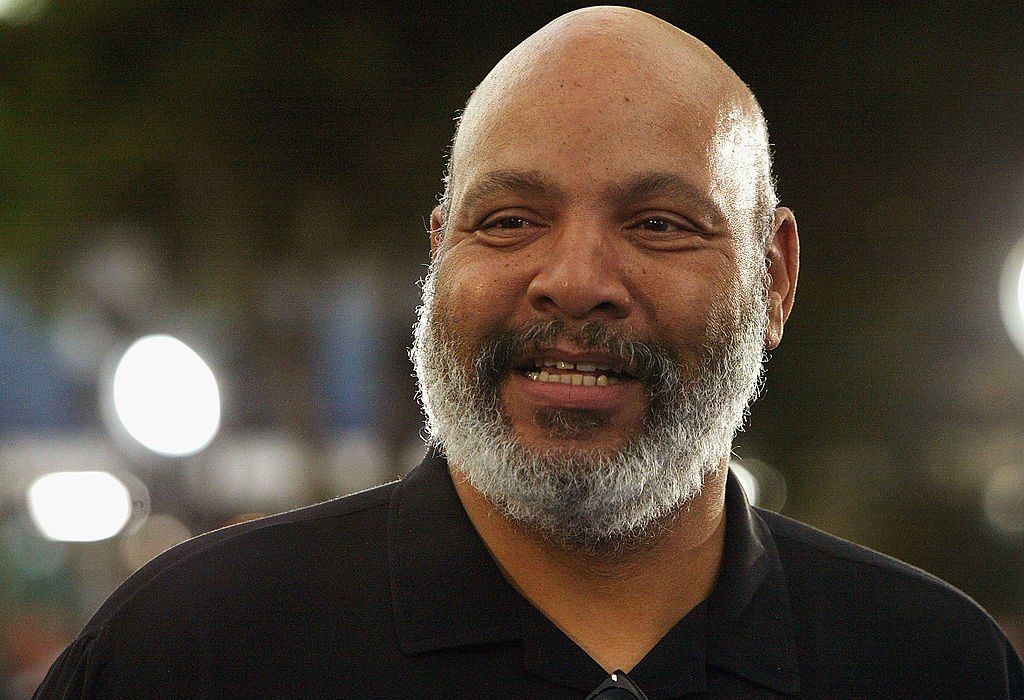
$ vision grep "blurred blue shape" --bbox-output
[0,278,77,431]
[317,270,381,433]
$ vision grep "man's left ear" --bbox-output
[764,207,799,350]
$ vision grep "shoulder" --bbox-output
[756,508,1022,694]
[758,506,960,589]
[758,506,989,620]
[84,479,398,637]
[34,480,408,697]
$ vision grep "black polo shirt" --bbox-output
[35,452,1023,698]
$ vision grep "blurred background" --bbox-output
[1,1,1023,694]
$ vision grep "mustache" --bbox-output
[473,318,678,389]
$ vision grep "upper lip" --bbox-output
[515,346,634,377]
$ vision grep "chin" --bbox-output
[515,429,639,459]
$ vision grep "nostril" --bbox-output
[534,295,557,310]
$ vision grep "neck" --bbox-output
[450,462,728,673]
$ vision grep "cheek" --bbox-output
[641,266,714,321]
[640,260,746,343]
[434,251,531,336]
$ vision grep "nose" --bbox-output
[525,222,632,320]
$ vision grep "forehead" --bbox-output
[459,93,701,190]
[448,40,762,227]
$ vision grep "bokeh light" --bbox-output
[0,0,44,23]
[26,472,132,542]
[729,458,787,511]
[111,334,221,457]
[118,514,192,572]
[999,239,1024,359]
[982,464,1024,536]
[730,460,761,506]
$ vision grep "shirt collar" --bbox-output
[389,452,800,695]
[389,449,523,653]
[704,469,801,694]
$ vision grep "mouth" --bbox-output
[516,356,635,387]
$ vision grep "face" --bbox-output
[411,48,781,552]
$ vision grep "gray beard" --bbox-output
[410,262,768,556]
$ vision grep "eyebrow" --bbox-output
[456,169,566,215]
[455,168,726,226]
[604,172,727,226]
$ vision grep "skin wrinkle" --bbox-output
[407,9,799,674]
[412,249,768,555]
[414,7,792,561]
[457,169,730,240]
[438,84,770,259]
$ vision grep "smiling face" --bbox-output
[411,8,796,551]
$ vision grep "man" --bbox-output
[36,7,1023,699]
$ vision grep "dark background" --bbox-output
[1,2,1022,695]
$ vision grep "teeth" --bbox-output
[528,358,624,385]
[537,358,617,373]
[525,371,619,386]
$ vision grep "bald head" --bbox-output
[414,7,799,553]
[440,6,777,247]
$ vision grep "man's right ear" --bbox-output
[430,205,446,257]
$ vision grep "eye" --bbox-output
[629,215,694,235]
[472,212,545,248]
[637,217,678,233]
[482,216,531,230]
[626,212,708,249]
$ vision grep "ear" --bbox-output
[429,205,446,259]
[763,206,799,350]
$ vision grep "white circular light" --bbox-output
[112,334,221,456]
[27,471,133,542]
[999,240,1024,358]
